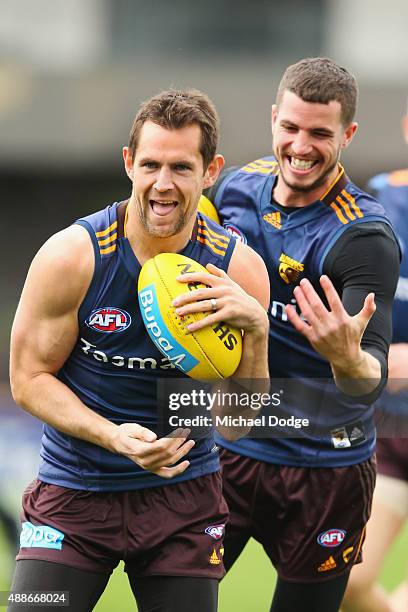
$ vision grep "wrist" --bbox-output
[100,422,120,453]
[245,313,269,339]
[331,348,365,374]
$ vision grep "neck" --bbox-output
[273,165,341,207]
[125,199,196,265]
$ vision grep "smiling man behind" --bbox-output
[205,58,401,612]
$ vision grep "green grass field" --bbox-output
[1,525,407,611]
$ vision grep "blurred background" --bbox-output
[1,0,407,609]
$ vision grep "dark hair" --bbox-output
[276,57,358,126]
[128,89,219,169]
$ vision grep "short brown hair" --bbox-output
[276,57,358,126]
[128,89,219,169]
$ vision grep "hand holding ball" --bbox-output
[138,253,242,379]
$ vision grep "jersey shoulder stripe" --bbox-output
[76,204,120,258]
[196,214,231,256]
[241,157,279,175]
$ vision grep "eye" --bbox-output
[282,125,297,133]
[313,131,331,139]
[141,161,158,169]
[174,164,192,172]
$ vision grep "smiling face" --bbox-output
[271,91,357,206]
[123,121,222,240]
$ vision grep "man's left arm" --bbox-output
[173,241,270,439]
[286,224,400,397]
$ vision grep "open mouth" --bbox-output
[150,199,178,217]
[288,156,318,172]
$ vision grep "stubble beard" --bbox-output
[277,151,340,194]
[139,200,190,238]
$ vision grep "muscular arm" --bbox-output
[9,225,114,443]
[10,225,194,478]
[224,241,270,379]
[173,241,270,439]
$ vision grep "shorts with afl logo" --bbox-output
[16,472,228,579]
[220,448,376,582]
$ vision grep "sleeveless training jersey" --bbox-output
[38,202,236,491]
[369,170,408,421]
[213,156,393,467]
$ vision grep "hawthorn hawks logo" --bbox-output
[278,252,304,284]
[86,307,132,333]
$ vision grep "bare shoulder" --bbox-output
[11,224,95,377]
[228,241,270,309]
[24,223,94,314]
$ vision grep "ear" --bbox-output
[402,115,408,145]
[123,146,134,180]
[203,154,225,189]
[341,122,358,149]
[271,104,278,129]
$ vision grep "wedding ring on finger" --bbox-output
[210,297,217,312]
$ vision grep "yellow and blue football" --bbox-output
[138,253,242,379]
[197,195,220,223]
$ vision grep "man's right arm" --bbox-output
[10,225,193,478]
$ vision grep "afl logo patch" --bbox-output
[317,529,346,548]
[205,524,225,540]
[86,307,132,333]
[224,224,247,244]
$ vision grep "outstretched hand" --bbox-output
[285,275,376,369]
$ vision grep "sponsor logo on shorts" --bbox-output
[317,556,337,572]
[342,546,354,563]
[224,224,247,244]
[20,521,64,550]
[209,549,221,565]
[317,529,346,547]
[86,307,132,333]
[205,524,225,540]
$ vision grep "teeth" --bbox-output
[152,200,176,204]
[290,158,315,170]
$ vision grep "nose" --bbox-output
[291,132,313,156]
[154,166,174,192]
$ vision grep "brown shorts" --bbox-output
[376,437,408,481]
[220,448,376,583]
[16,473,228,579]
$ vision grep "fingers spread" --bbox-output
[285,304,310,336]
[319,275,344,315]
[298,279,328,321]
[292,285,318,326]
